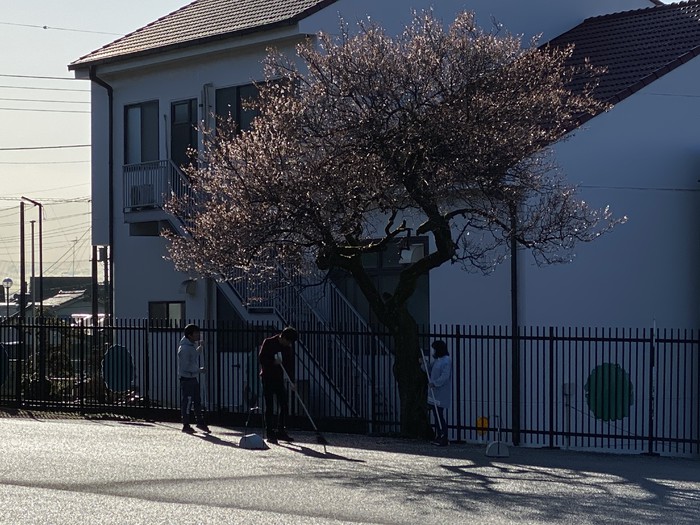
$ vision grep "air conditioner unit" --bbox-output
[130,184,155,208]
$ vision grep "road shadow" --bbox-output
[193,432,239,448]
[275,441,365,462]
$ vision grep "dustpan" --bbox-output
[239,406,268,450]
[485,415,509,458]
[239,433,267,449]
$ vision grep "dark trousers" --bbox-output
[262,378,288,434]
[433,405,447,443]
[180,377,203,425]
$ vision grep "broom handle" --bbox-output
[421,351,444,431]
[280,362,320,432]
[199,339,207,409]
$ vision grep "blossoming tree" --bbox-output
[165,11,623,437]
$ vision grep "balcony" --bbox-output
[123,160,191,223]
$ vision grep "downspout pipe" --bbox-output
[88,66,114,320]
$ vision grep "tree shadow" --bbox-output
[307,445,700,524]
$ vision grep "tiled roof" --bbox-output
[69,0,336,69]
[548,1,700,111]
[72,0,700,112]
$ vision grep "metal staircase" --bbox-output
[124,160,397,424]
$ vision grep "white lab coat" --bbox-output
[428,355,453,410]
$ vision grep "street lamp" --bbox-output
[21,196,43,317]
[2,278,12,318]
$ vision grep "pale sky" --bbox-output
[0,1,187,285]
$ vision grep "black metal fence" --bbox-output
[0,319,697,456]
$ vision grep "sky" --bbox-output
[0,1,187,289]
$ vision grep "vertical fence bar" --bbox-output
[512,322,520,446]
[548,326,555,448]
[453,324,461,443]
[647,326,656,455]
[142,319,149,410]
[695,329,700,455]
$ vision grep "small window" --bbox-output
[148,301,185,329]
[129,221,160,236]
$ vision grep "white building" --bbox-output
[67,0,699,454]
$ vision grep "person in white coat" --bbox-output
[428,340,452,446]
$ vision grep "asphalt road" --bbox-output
[0,416,698,524]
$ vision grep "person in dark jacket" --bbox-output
[258,326,298,444]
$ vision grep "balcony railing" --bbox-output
[123,160,191,211]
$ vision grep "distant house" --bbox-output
[67,0,700,331]
[39,290,91,318]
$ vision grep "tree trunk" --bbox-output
[391,311,433,439]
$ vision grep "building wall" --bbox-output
[430,56,700,330]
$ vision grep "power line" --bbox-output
[0,211,90,227]
[0,21,122,36]
[0,160,89,165]
[0,74,77,81]
[0,145,90,151]
[0,97,89,104]
[0,107,89,114]
[2,185,90,198]
[0,84,89,92]
[0,196,90,203]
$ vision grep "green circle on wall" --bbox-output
[585,363,634,421]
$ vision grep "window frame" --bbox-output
[148,301,185,330]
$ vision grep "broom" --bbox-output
[280,362,329,451]
[420,351,444,437]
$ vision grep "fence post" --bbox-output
[548,326,555,448]
[512,323,521,446]
[646,326,656,455]
[79,319,85,409]
[143,319,150,409]
[15,317,23,404]
[454,324,461,443]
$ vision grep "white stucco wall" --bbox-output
[431,57,700,330]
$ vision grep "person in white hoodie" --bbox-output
[427,340,452,446]
[177,324,210,434]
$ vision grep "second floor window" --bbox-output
[171,98,198,169]
[125,100,159,164]
[215,83,260,133]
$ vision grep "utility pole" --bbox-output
[30,220,36,371]
[72,237,78,277]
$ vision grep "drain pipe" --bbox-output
[88,66,114,320]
